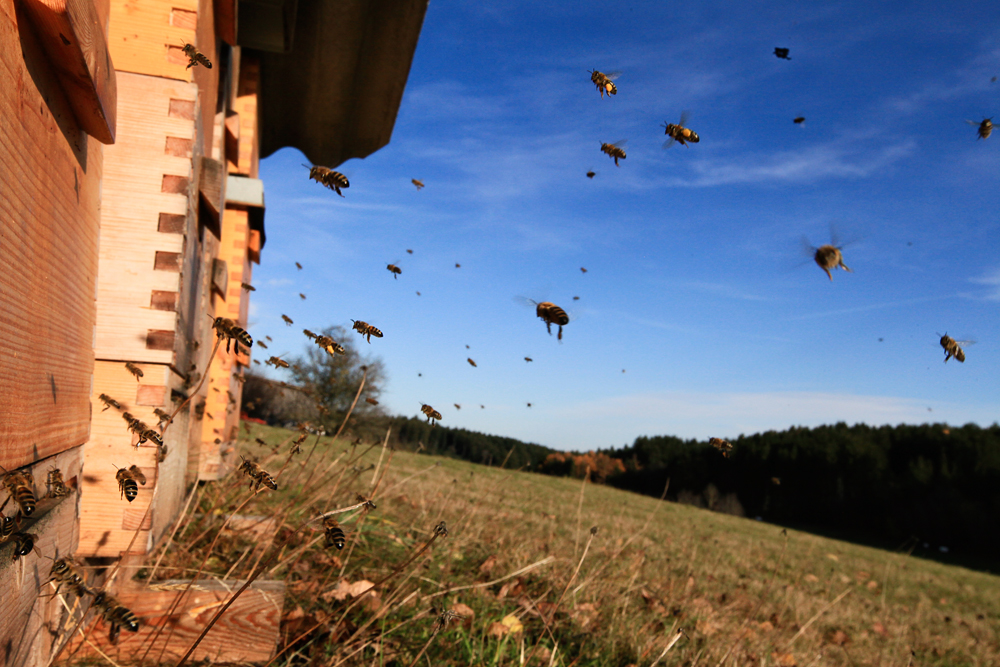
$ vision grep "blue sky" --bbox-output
[248,0,999,451]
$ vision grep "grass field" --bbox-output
[142,422,1000,666]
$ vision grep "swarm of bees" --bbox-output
[93,591,140,643]
[967,118,993,140]
[938,333,972,363]
[709,437,733,458]
[212,316,253,353]
[412,179,425,190]
[124,362,143,380]
[115,464,146,502]
[238,456,278,491]
[662,113,700,148]
[588,70,619,98]
[304,164,350,196]
[181,42,212,69]
[387,263,402,279]
[351,320,383,343]
[600,141,627,166]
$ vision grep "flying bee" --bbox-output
[419,403,442,425]
[455,262,461,268]
[527,402,532,408]
[365,397,379,405]
[774,47,791,60]
[296,262,303,270]
[290,433,307,455]
[709,437,733,458]
[803,233,853,281]
[467,358,477,367]
[387,263,402,279]
[938,333,973,363]
[581,267,587,273]
[573,296,580,300]
[98,393,122,412]
[2,468,36,517]
[303,164,349,196]
[153,408,171,427]
[527,300,570,341]
[299,293,306,300]
[323,517,346,549]
[92,591,139,644]
[662,112,700,148]
[351,320,383,343]
[124,362,143,380]
[356,494,377,512]
[412,179,425,190]
[238,456,277,491]
[157,445,168,463]
[601,140,627,166]
[431,410,442,423]
[265,335,273,342]
[303,329,317,340]
[315,335,345,356]
[10,532,36,561]
[211,316,253,353]
[966,118,993,140]
[114,465,140,502]
[50,556,89,597]
[181,42,212,69]
[588,69,620,98]
[454,404,461,410]
[416,291,421,296]
[267,356,290,369]
[45,467,71,498]
[257,341,268,349]
[586,169,596,179]
[282,315,294,326]
[241,282,255,291]
[793,116,806,124]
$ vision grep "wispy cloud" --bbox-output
[970,267,1000,301]
[783,294,954,321]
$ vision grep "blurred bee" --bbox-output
[588,69,620,98]
[465,345,470,349]
[419,403,443,425]
[124,362,143,380]
[573,296,580,300]
[480,405,485,409]
[455,262,461,268]
[265,335,273,342]
[45,467,71,498]
[454,403,461,410]
[253,360,260,366]
[387,263,402,279]
[257,341,268,349]
[581,267,587,273]
[416,291,421,296]
[527,402,532,408]
[98,393,122,412]
[238,456,277,491]
[601,140,627,166]
[282,315,294,326]
[365,397,379,405]
[356,494,377,512]
[586,169,596,179]
[206,412,214,420]
[2,468,36,517]
[709,437,733,458]
[351,320,383,343]
[304,164,350,196]
[315,335,345,356]
[266,356,290,369]
[9,532,36,561]
[114,465,141,502]
[966,118,993,140]
[211,316,253,353]
[299,293,307,300]
[296,262,303,270]
[153,408,171,428]
[531,300,570,341]
[157,445,168,463]
[181,43,212,69]
[92,591,139,644]
[0,511,16,541]
[241,282,255,291]
[938,333,973,363]
[303,329,317,340]
[291,433,307,455]
[770,477,781,485]
[467,358,477,367]
[50,557,90,597]
[793,116,806,124]
[803,234,852,281]
[774,47,791,60]
[524,357,533,362]
[323,516,346,549]
[187,339,200,351]
[412,179,425,190]
[662,112,700,148]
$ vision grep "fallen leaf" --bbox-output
[479,555,498,575]
[487,621,508,638]
[696,618,722,636]
[772,652,797,667]
[872,622,888,637]
[501,613,523,634]
[867,580,879,590]
[827,629,850,646]
[826,553,840,562]
[804,574,819,583]
[758,621,774,632]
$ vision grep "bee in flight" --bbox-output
[524,357,533,363]
[211,316,253,353]
[303,329,317,340]
[709,437,733,458]
[938,333,973,363]
[9,532,37,561]
[387,263,402,279]
[282,314,294,326]
[455,262,461,268]
[124,362,143,380]
[793,116,806,124]
[580,267,587,273]
[257,341,268,349]
[527,402,532,408]
[966,118,993,140]
[324,516,346,549]
[662,112,700,148]
[774,47,791,60]
[601,140,627,166]
[98,393,122,412]
[573,296,580,300]
[266,356,290,369]
[93,591,140,643]
[266,336,273,342]
[366,397,379,405]
[454,403,461,410]
[241,282,255,291]
[2,467,36,517]
[467,358,477,367]
[419,403,443,425]
[407,249,414,254]
[588,69,620,98]
[114,464,145,503]
[50,557,90,598]
[304,164,349,196]
[351,320,383,343]
[803,231,852,281]
[412,179,425,190]
[45,467,71,498]
[299,293,306,300]
[315,335,345,356]
[415,291,421,296]
[181,42,212,69]
[238,456,278,491]
[296,262,303,270]
[586,169,596,179]
[527,300,570,341]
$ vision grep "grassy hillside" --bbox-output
[144,423,1000,666]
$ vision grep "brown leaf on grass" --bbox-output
[771,652,798,667]
[479,555,498,575]
[872,622,888,637]
[640,588,667,615]
[497,578,525,599]
[322,579,376,602]
[804,574,820,583]
[758,621,774,632]
[696,618,723,636]
[866,580,879,590]
[826,629,850,646]
[487,622,508,638]
[450,603,475,629]
[572,602,599,630]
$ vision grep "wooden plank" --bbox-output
[106,0,198,82]
[231,54,258,177]
[71,579,284,663]
[214,0,236,45]
[200,155,226,226]
[19,0,117,143]
[95,71,199,364]
[0,0,102,470]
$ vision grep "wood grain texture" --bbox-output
[106,0,197,82]
[231,54,258,177]
[19,0,117,142]
[95,71,198,364]
[0,0,102,471]
[70,579,284,663]
[214,0,236,45]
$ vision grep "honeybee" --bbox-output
[387,263,402,279]
[45,467,71,498]
[580,267,587,273]
[303,329,317,340]
[296,262,303,270]
[774,47,791,60]
[115,465,143,502]
[304,164,350,196]
[2,468,36,517]
[253,360,260,365]
[803,234,852,281]
[588,69,620,98]
[938,333,973,363]
[181,43,212,69]
[365,397,379,405]
[586,169,596,179]
[524,357,533,363]
[709,437,733,458]
[211,316,253,353]
[266,335,273,342]
[356,494,377,512]
[98,393,122,412]
[0,512,16,541]
[662,112,700,148]
[241,282,255,291]
[416,291,421,296]
[257,341,268,349]
[573,296,580,300]
[267,356,290,369]
[419,403,443,425]
[50,557,90,597]
[157,445,168,463]
[455,263,461,268]
[238,456,277,491]
[323,517,346,549]
[530,300,570,341]
[467,358,477,367]
[282,315,294,326]
[527,402,532,408]
[793,117,806,124]
[966,118,993,140]
[601,140,627,166]
[153,408,171,427]
[351,320,383,343]
[124,362,143,380]
[315,335,345,356]
[290,433,307,455]
[454,404,461,410]
[9,532,36,561]
[92,591,140,644]
[412,179,425,190]
[299,293,306,300]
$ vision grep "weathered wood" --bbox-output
[200,155,226,226]
[19,0,117,142]
[106,0,198,82]
[232,54,259,176]
[215,0,236,45]
[70,579,284,663]
[0,0,102,471]
[212,257,229,298]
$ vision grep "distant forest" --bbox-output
[389,417,1000,565]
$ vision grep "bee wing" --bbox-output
[965,120,981,127]
[678,111,690,126]
[605,70,622,81]
[612,139,628,147]
[662,137,677,149]
[954,339,977,346]
[513,295,540,309]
